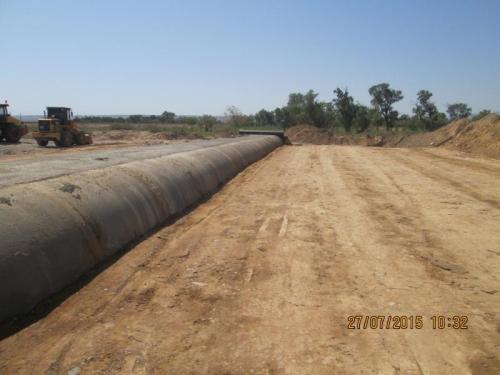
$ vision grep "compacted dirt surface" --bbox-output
[0,138,243,188]
[0,145,499,374]
[0,129,207,161]
[286,114,500,159]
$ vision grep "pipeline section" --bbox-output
[0,135,282,320]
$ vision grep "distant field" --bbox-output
[24,121,282,138]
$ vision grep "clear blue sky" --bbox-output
[2,0,499,116]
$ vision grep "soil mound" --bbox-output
[286,124,329,144]
[390,119,469,148]
[447,114,500,158]
[285,116,500,158]
[286,124,367,145]
[393,114,500,158]
[92,130,152,141]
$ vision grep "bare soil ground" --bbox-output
[286,114,500,159]
[0,145,499,374]
[0,129,215,161]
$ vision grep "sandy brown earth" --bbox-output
[0,130,206,161]
[286,114,500,159]
[0,145,499,374]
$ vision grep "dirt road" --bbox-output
[0,129,205,162]
[0,145,499,374]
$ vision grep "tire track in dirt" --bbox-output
[388,150,500,209]
[334,147,465,280]
[315,147,429,373]
[320,146,500,374]
[208,146,346,374]
[340,147,500,288]
[415,149,500,176]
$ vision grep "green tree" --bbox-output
[368,83,404,130]
[413,90,445,131]
[176,116,198,125]
[353,105,371,133]
[274,107,293,128]
[305,90,329,128]
[472,109,491,121]
[160,111,176,123]
[414,91,436,123]
[332,88,357,133]
[255,109,275,126]
[285,90,329,128]
[225,106,246,130]
[286,92,309,124]
[198,115,217,132]
[395,114,417,131]
[243,114,257,128]
[447,103,471,120]
[128,115,144,123]
[324,102,337,130]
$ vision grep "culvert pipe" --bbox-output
[0,135,282,321]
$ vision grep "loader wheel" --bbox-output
[4,125,22,143]
[59,131,74,147]
[75,132,86,145]
[36,139,49,147]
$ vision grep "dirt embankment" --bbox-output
[390,114,500,158]
[286,114,500,159]
[391,119,470,148]
[444,115,500,157]
[286,124,371,146]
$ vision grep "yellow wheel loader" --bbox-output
[32,107,93,147]
[0,102,28,143]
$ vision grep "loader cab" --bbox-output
[46,107,72,125]
[0,104,8,119]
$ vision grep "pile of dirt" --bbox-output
[389,119,470,148]
[286,124,368,146]
[390,115,500,158]
[286,124,328,144]
[446,114,500,158]
[286,116,500,158]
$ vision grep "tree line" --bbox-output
[248,83,491,133]
[76,83,492,134]
[75,112,220,131]
[76,112,200,125]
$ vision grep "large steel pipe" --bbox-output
[0,135,281,320]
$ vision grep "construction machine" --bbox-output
[32,107,93,147]
[0,102,28,143]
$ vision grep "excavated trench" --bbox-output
[0,135,282,321]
